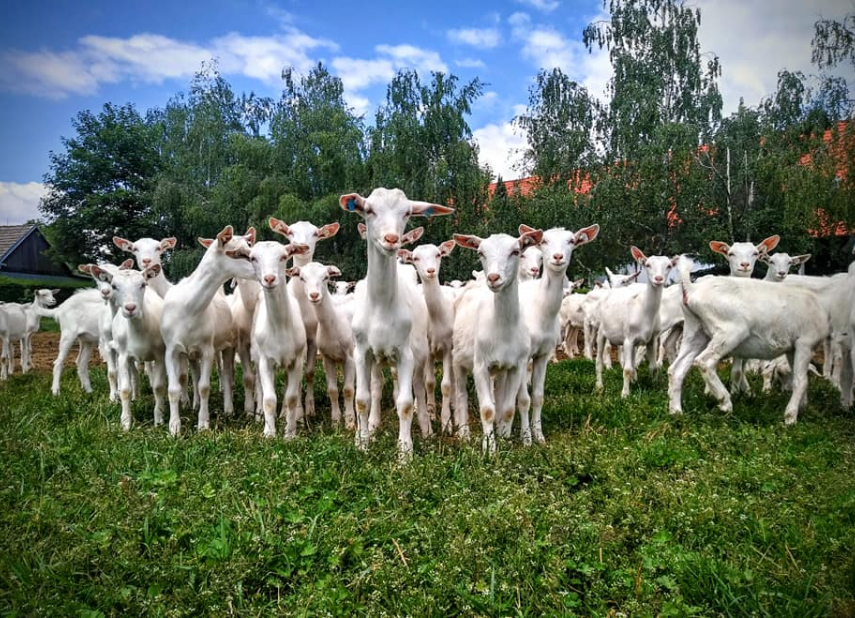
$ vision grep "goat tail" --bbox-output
[677,255,695,307]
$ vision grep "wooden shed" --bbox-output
[0,224,82,284]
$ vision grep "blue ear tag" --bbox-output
[347,198,356,211]
[424,207,435,218]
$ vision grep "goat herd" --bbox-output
[1,187,852,459]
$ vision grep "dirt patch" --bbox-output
[7,332,101,374]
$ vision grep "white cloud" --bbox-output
[473,121,529,180]
[455,58,487,69]
[332,44,449,94]
[330,57,395,91]
[0,28,338,98]
[344,92,372,118]
[0,181,47,225]
[375,44,449,75]
[515,0,560,13]
[447,27,501,49]
[509,11,613,101]
[694,0,853,114]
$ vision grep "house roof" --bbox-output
[0,224,37,264]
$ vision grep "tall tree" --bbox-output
[40,102,160,264]
[583,0,722,160]
[812,11,855,70]
[270,63,367,202]
[514,68,597,184]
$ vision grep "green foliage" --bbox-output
[1,360,854,614]
[40,102,162,265]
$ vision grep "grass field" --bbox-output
[1,359,854,616]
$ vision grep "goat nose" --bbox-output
[426,267,436,275]
[740,262,750,269]
[553,253,563,261]
[654,276,664,283]
[264,274,276,285]
[124,303,136,313]
[309,292,320,300]
[383,233,399,245]
[487,273,500,284]
[142,258,151,266]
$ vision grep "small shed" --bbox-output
[0,224,83,284]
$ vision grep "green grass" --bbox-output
[1,360,854,616]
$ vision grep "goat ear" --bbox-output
[216,226,234,246]
[401,227,424,246]
[574,278,585,288]
[224,246,250,260]
[144,264,161,280]
[285,266,301,278]
[605,267,615,278]
[518,223,538,236]
[78,264,92,275]
[628,271,641,282]
[519,229,543,249]
[198,238,214,248]
[269,217,292,238]
[90,265,112,283]
[317,223,340,240]
[574,224,600,246]
[594,280,604,288]
[792,254,811,265]
[119,259,134,270]
[244,227,256,247]
[709,241,730,255]
[398,249,414,264]
[756,235,780,254]
[51,288,60,296]
[287,243,310,258]
[340,193,367,214]
[759,253,771,263]
[454,234,482,250]
[439,240,456,256]
[410,201,454,218]
[159,237,177,251]
[670,255,681,267]
[326,265,342,278]
[357,223,367,239]
[631,246,647,265]
[113,236,135,252]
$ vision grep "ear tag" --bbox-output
[424,207,434,218]
[347,198,356,211]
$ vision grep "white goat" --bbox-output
[669,258,830,424]
[113,236,177,298]
[513,224,599,443]
[398,239,458,433]
[558,281,588,358]
[227,277,261,415]
[79,260,135,401]
[160,226,256,435]
[340,188,454,458]
[296,261,356,430]
[332,281,356,296]
[708,234,780,393]
[90,264,167,430]
[226,237,310,437]
[518,245,543,282]
[0,289,57,376]
[268,218,340,421]
[37,288,105,395]
[452,229,542,452]
[782,271,853,406]
[596,248,678,397]
[761,252,811,282]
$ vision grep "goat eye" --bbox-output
[250,256,257,262]
[413,257,420,262]
[111,284,117,290]
[511,250,520,257]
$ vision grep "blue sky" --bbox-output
[0,0,851,224]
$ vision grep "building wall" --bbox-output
[2,230,71,277]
